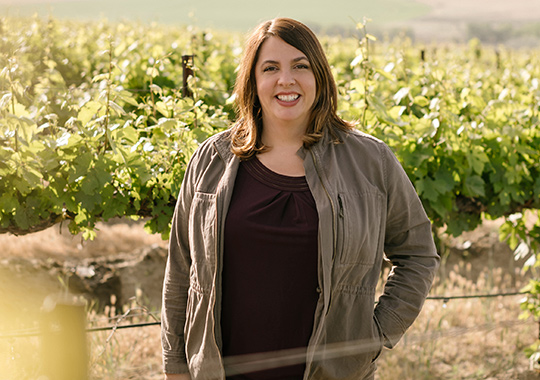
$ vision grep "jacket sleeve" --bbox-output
[161,153,197,374]
[374,143,440,348]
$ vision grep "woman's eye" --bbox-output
[295,63,310,70]
[263,66,277,72]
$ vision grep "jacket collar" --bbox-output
[211,129,235,163]
[298,128,345,160]
[212,127,347,163]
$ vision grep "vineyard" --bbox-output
[1,15,540,379]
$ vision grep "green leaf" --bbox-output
[80,175,99,195]
[74,209,89,225]
[146,67,159,78]
[92,73,109,82]
[416,178,439,202]
[0,195,18,214]
[393,87,410,105]
[13,177,32,195]
[117,90,139,107]
[93,160,113,187]
[498,190,511,206]
[429,197,450,218]
[150,84,163,95]
[155,101,171,118]
[413,96,430,107]
[109,100,126,116]
[467,148,490,175]
[82,228,97,240]
[56,132,72,147]
[498,221,513,241]
[13,205,30,230]
[368,95,399,126]
[365,33,377,41]
[78,101,104,125]
[433,169,456,194]
[463,175,485,197]
[374,68,394,81]
[0,93,13,112]
[349,79,365,93]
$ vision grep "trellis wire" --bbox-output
[0,290,529,339]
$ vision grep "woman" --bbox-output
[161,18,439,380]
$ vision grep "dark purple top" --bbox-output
[222,156,319,380]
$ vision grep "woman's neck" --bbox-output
[261,121,305,150]
[258,123,306,177]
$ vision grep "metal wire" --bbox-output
[426,291,526,301]
[0,290,531,339]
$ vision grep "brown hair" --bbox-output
[230,17,353,160]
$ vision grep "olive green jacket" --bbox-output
[161,128,439,379]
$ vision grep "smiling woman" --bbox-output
[254,38,317,158]
[161,17,439,380]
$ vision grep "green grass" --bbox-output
[0,0,430,31]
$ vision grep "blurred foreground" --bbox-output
[1,219,539,379]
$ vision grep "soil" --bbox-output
[0,242,167,315]
[1,218,538,379]
[441,218,531,288]
[0,217,532,314]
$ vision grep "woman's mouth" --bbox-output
[276,94,300,102]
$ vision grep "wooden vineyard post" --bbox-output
[40,299,88,380]
[182,54,194,98]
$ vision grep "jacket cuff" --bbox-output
[373,305,407,348]
[163,351,189,374]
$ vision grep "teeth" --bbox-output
[277,94,299,102]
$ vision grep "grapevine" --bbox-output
[1,19,539,357]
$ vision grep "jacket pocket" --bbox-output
[188,192,217,264]
[311,291,384,379]
[336,191,384,265]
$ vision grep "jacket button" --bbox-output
[316,287,322,294]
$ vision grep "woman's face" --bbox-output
[254,36,316,131]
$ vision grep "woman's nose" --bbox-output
[278,69,295,86]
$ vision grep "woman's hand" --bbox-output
[164,373,191,380]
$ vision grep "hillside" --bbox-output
[1,0,539,44]
[396,0,540,44]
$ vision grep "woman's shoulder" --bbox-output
[342,128,384,146]
[334,128,390,156]
[192,129,233,157]
[198,128,232,149]
[331,128,402,172]
[183,129,233,174]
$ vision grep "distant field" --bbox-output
[416,0,540,23]
[0,0,430,31]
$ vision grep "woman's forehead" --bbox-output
[256,37,307,63]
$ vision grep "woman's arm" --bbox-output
[161,155,197,374]
[375,144,440,348]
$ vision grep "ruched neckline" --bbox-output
[243,156,309,192]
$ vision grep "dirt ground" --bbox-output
[0,216,532,313]
[1,217,538,379]
[0,221,167,314]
